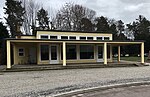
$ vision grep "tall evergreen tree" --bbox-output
[0,22,9,65]
[109,23,118,40]
[135,15,150,40]
[37,8,49,30]
[126,15,150,54]
[95,16,110,32]
[116,20,126,40]
[80,18,93,31]
[4,0,25,37]
[135,15,150,53]
[116,20,124,35]
[0,22,9,47]
[126,21,137,40]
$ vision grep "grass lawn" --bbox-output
[114,57,148,62]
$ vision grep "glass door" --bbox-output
[50,45,59,64]
[97,45,104,62]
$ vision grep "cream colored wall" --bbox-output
[36,31,113,40]
[13,43,37,65]
[17,36,36,39]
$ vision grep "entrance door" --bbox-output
[50,45,59,64]
[29,47,36,64]
[97,46,103,62]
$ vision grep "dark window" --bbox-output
[61,36,68,40]
[69,36,76,40]
[87,37,93,40]
[61,45,77,60]
[40,45,49,60]
[50,36,57,39]
[97,37,103,40]
[41,35,49,39]
[67,45,77,59]
[104,37,109,40]
[80,37,86,40]
[80,45,94,59]
[98,46,103,59]
[51,46,57,60]
[18,48,24,56]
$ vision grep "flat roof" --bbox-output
[35,29,112,34]
[6,38,144,43]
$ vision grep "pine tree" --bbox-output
[4,0,25,37]
[116,20,126,40]
[37,8,49,30]
[80,18,93,31]
[95,16,110,32]
[0,22,9,65]
[0,22,9,47]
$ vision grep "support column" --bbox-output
[104,42,107,65]
[118,46,121,62]
[63,42,66,66]
[7,40,11,69]
[141,43,144,64]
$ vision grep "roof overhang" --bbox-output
[6,39,144,45]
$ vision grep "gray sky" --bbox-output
[1,0,150,23]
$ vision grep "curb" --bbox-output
[51,81,150,97]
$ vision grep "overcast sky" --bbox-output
[1,0,150,24]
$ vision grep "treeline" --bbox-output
[1,0,150,54]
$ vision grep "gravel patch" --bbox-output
[5,77,150,97]
[1,66,150,97]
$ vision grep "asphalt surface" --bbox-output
[1,66,150,97]
[72,85,150,97]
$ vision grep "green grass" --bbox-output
[114,57,148,62]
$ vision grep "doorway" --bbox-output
[97,45,104,62]
[49,45,59,64]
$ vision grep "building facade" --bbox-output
[6,30,145,68]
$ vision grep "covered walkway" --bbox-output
[6,39,145,68]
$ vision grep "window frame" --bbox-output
[61,36,68,40]
[96,37,103,40]
[40,44,49,61]
[80,36,86,40]
[61,45,77,60]
[69,36,76,40]
[50,35,58,39]
[87,37,93,40]
[18,48,25,57]
[104,37,110,40]
[40,34,49,39]
[80,45,94,59]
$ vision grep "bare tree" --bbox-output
[47,7,57,30]
[53,3,96,31]
[21,0,41,35]
[53,11,63,30]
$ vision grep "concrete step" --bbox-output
[2,63,138,72]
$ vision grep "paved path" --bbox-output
[75,85,150,97]
[0,65,6,71]
[1,66,150,97]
